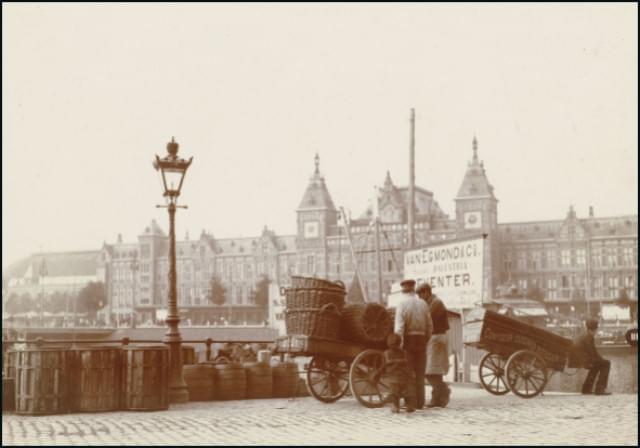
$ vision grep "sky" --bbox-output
[2,3,638,269]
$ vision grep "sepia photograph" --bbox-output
[2,2,638,446]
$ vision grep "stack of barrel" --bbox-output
[281,276,346,340]
[3,343,175,415]
[188,349,301,401]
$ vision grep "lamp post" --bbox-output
[130,255,139,329]
[153,137,193,404]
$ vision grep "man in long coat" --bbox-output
[417,283,451,408]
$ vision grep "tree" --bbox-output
[76,282,107,320]
[5,293,20,315]
[616,288,635,322]
[208,275,227,306]
[49,291,70,314]
[251,275,270,307]
[615,288,631,308]
[19,292,34,313]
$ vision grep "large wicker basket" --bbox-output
[285,303,341,340]
[280,286,346,310]
[290,276,345,291]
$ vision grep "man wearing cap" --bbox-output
[575,318,611,395]
[417,282,451,408]
[394,279,433,409]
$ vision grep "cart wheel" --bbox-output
[479,352,510,395]
[505,350,548,398]
[214,356,230,364]
[306,356,350,403]
[349,349,391,408]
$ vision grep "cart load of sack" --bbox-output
[280,276,395,346]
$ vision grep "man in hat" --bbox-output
[575,318,611,395]
[416,283,451,408]
[394,279,433,409]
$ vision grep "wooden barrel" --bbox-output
[3,378,15,412]
[183,364,214,401]
[244,362,273,399]
[3,350,17,379]
[15,348,69,415]
[212,362,246,401]
[257,350,271,363]
[121,345,169,411]
[272,362,298,398]
[340,303,393,346]
[182,345,196,365]
[70,347,121,412]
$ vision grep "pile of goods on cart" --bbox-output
[276,276,398,408]
[280,276,395,346]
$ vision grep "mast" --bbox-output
[340,206,370,303]
[407,108,416,249]
[374,217,383,304]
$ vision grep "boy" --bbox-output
[383,333,416,413]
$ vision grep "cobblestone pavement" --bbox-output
[3,387,637,446]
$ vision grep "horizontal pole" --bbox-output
[4,338,275,346]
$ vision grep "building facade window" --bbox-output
[576,249,586,266]
[592,248,602,268]
[547,250,557,269]
[623,247,634,266]
[141,244,150,258]
[547,278,557,299]
[607,248,617,268]
[561,250,571,267]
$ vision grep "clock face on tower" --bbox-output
[304,221,320,238]
[464,211,482,229]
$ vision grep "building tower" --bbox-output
[295,153,338,277]
[455,137,499,300]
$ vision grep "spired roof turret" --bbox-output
[456,136,496,200]
[297,153,337,211]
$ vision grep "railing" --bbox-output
[3,337,276,363]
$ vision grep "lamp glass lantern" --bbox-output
[153,137,193,200]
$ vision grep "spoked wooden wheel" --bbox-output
[349,349,391,408]
[505,350,548,398]
[479,352,510,395]
[306,356,350,403]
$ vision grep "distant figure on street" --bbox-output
[394,278,433,409]
[417,283,451,408]
[383,333,416,413]
[575,318,611,395]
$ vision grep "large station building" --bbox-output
[3,138,637,324]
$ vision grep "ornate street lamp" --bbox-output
[130,254,139,329]
[153,137,193,404]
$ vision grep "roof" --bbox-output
[140,219,166,237]
[456,137,496,200]
[297,154,337,211]
[498,208,638,242]
[4,251,99,279]
[359,171,447,221]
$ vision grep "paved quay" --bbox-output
[2,386,638,446]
